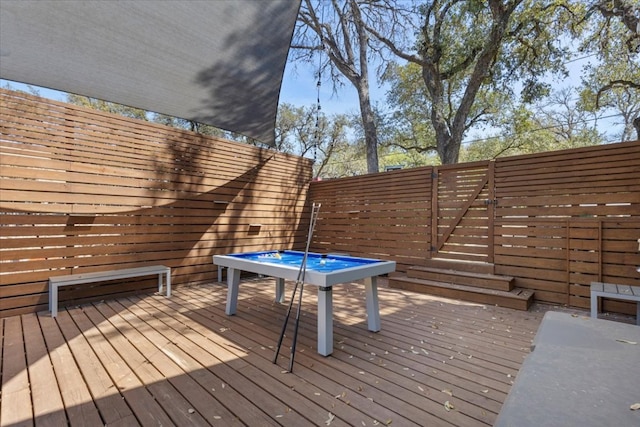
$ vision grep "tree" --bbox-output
[295,0,381,173]
[364,0,578,164]
[152,114,228,138]
[275,103,350,178]
[462,88,601,163]
[579,0,640,139]
[66,94,148,120]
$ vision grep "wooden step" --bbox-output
[423,258,495,275]
[388,276,534,311]
[408,266,514,291]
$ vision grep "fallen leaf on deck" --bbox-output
[441,389,453,396]
[188,408,195,414]
[444,401,455,411]
[616,339,637,345]
[325,412,335,425]
[631,403,640,410]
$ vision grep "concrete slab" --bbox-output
[495,311,640,427]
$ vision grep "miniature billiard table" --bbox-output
[212,250,396,356]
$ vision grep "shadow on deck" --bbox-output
[2,278,619,426]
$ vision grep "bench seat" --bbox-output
[49,265,170,317]
[590,281,640,325]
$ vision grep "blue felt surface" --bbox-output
[228,251,378,272]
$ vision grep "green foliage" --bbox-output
[66,94,148,120]
[576,1,640,141]
[152,114,227,138]
[276,103,352,178]
[461,90,602,162]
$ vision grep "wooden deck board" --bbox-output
[37,312,104,426]
[1,316,33,427]
[22,313,67,427]
[0,278,571,426]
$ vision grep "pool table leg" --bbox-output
[226,267,241,315]
[275,278,285,303]
[364,276,381,332]
[317,286,333,356]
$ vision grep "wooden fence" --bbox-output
[0,89,313,317]
[1,88,638,317]
[310,141,640,312]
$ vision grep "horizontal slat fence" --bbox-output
[310,141,640,314]
[493,143,640,312]
[0,89,313,317]
[2,88,638,317]
[309,168,433,271]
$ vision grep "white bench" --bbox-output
[590,281,640,325]
[49,265,171,317]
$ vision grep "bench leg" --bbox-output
[590,293,599,320]
[49,281,58,318]
[165,269,171,297]
[157,269,171,297]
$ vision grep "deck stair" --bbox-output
[388,260,534,311]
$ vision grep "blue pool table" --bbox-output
[212,250,396,356]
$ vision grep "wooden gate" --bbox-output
[430,161,495,263]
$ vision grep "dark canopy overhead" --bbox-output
[0,0,301,145]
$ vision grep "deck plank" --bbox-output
[101,298,245,426]
[146,288,411,427]
[109,297,281,427]
[22,313,67,427]
[37,312,104,427]
[1,278,580,427]
[1,316,33,427]
[182,286,462,427]
[54,309,137,426]
[129,294,338,427]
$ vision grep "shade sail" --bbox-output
[0,0,301,145]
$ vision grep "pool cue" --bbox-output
[273,202,321,371]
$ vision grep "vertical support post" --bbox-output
[487,160,495,267]
[566,219,571,305]
[430,167,439,258]
[597,219,603,283]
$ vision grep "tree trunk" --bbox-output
[357,85,380,173]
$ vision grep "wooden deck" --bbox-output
[2,277,557,426]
